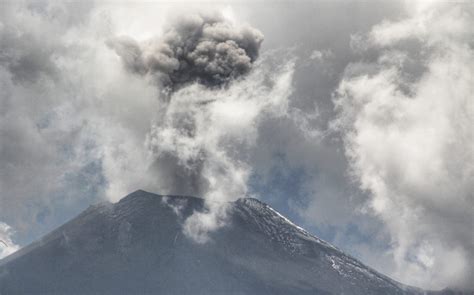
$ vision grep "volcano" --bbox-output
[0,190,450,294]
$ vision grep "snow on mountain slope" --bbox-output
[0,190,427,294]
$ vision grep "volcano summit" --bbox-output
[0,190,458,294]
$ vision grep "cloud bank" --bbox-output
[334,1,474,289]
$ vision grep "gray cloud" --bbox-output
[108,13,263,91]
[0,1,160,244]
[334,1,474,289]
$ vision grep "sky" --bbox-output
[0,0,473,291]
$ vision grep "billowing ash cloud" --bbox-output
[107,13,264,91]
[110,12,292,243]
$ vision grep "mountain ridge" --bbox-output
[0,190,467,294]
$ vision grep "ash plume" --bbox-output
[108,13,264,91]
[108,12,266,201]
[109,12,293,243]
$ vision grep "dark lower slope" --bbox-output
[0,190,422,294]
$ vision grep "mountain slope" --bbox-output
[0,190,421,294]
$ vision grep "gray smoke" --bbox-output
[107,12,285,243]
[108,13,263,91]
[107,12,265,198]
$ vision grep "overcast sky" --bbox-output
[0,0,472,291]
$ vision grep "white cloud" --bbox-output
[309,49,333,61]
[334,1,474,289]
[0,222,20,259]
[0,1,160,239]
[147,54,295,242]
